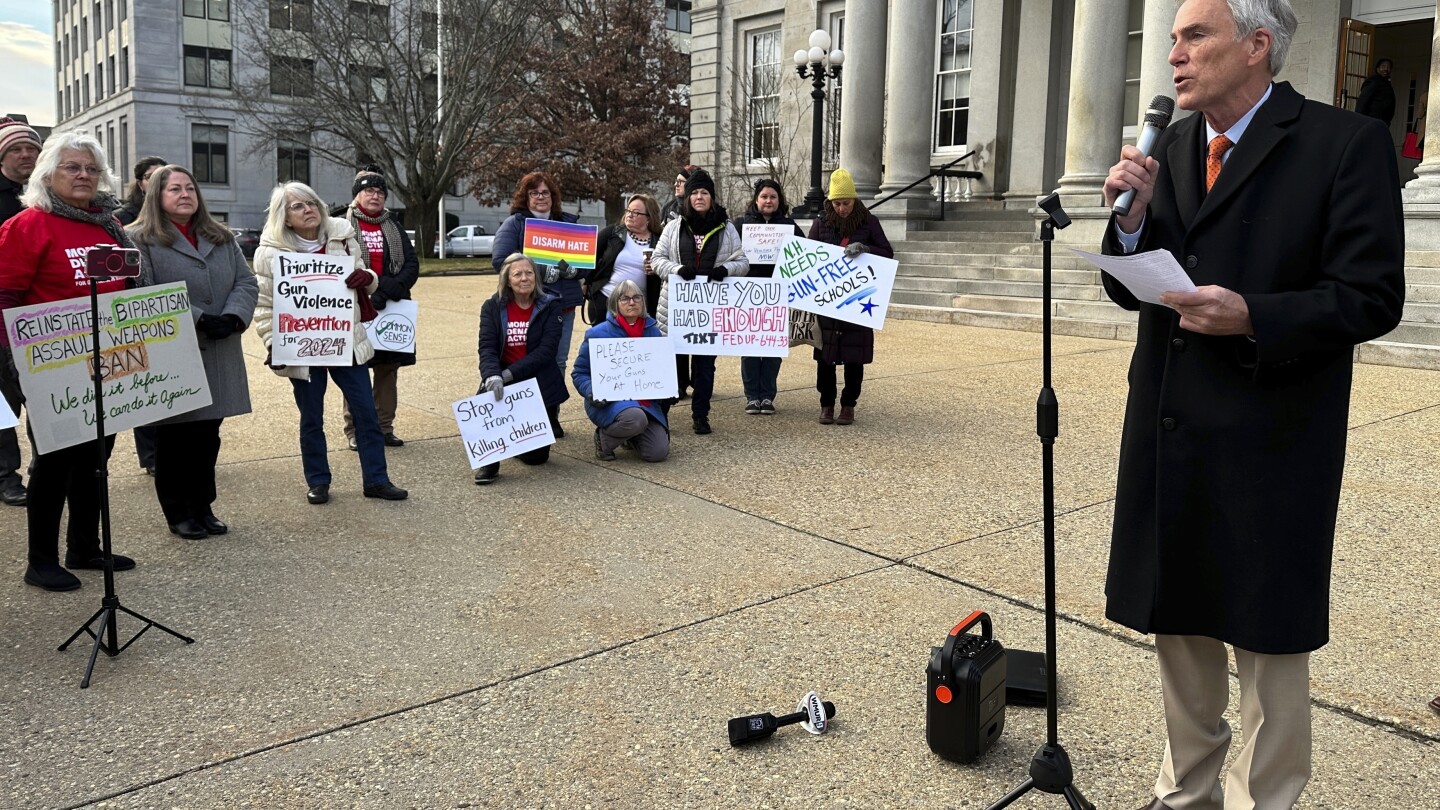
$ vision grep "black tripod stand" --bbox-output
[985,193,1093,810]
[57,275,193,689]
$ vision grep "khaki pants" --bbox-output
[1154,634,1312,810]
[343,363,401,438]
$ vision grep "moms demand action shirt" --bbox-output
[0,208,127,306]
[503,300,532,365]
[358,220,386,278]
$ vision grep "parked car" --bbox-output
[232,228,261,259]
[434,225,494,258]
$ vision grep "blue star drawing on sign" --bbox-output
[859,298,877,316]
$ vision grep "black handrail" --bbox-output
[870,150,977,211]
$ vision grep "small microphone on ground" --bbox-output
[1113,95,1176,217]
[728,692,836,746]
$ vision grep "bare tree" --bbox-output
[221,0,535,255]
[712,60,812,215]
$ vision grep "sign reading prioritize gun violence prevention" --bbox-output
[741,223,795,265]
[364,298,418,354]
[775,236,898,329]
[4,282,212,454]
[588,337,678,401]
[451,378,556,467]
[667,277,789,357]
[522,219,600,270]
[270,251,356,366]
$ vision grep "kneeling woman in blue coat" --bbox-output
[571,280,670,463]
[475,253,571,485]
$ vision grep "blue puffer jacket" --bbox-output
[492,208,585,309]
[570,314,670,430]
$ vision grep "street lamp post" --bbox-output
[791,29,844,221]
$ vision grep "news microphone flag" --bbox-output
[522,219,599,270]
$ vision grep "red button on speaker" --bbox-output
[935,685,952,704]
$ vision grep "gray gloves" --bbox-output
[501,369,514,384]
[482,376,504,400]
[843,242,868,259]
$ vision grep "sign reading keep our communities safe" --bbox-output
[364,299,418,355]
[451,378,556,467]
[269,251,356,366]
[774,236,897,329]
[3,282,212,454]
[741,223,795,264]
[588,337,678,401]
[667,277,789,357]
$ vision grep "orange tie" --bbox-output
[1206,134,1233,192]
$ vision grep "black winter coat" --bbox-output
[807,212,895,365]
[1355,73,1396,126]
[355,210,420,367]
[1099,82,1405,654]
[732,208,803,278]
[0,174,25,225]
[477,292,571,409]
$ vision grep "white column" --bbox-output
[838,0,887,197]
[877,0,939,200]
[1136,0,1180,126]
[1403,8,1440,203]
[1055,0,1131,207]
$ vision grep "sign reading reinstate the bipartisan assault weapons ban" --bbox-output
[3,282,212,454]
[774,236,898,329]
[588,337,678,401]
[667,277,789,357]
[269,251,357,366]
[451,378,556,467]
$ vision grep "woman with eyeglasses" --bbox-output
[583,193,663,326]
[474,253,570,485]
[0,131,139,591]
[732,179,803,416]
[252,182,408,506]
[490,172,583,434]
[571,279,670,463]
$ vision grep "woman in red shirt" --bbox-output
[0,131,137,592]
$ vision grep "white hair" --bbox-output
[1227,0,1299,76]
[20,130,121,211]
[261,181,331,252]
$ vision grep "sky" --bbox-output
[0,1,55,126]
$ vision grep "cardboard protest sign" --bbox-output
[588,337,678,401]
[741,223,794,264]
[523,219,599,270]
[4,282,212,454]
[269,251,356,366]
[0,397,16,430]
[364,299,418,354]
[775,236,897,329]
[451,378,555,468]
[667,277,789,357]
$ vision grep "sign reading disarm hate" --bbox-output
[588,337,678,401]
[667,277,789,357]
[451,378,556,467]
[269,251,356,366]
[774,236,897,329]
[4,282,212,454]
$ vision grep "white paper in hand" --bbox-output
[0,397,16,430]
[1070,248,1196,306]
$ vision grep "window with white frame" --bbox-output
[934,0,973,151]
[823,13,844,166]
[1124,0,1143,127]
[746,28,782,162]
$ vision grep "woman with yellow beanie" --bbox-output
[805,169,893,425]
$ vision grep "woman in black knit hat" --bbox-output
[732,178,802,415]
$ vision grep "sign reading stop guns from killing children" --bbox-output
[667,277,789,357]
[4,282,212,454]
[451,378,556,467]
[588,337,678,401]
[775,236,898,329]
[270,251,356,366]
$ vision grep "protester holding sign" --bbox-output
[474,253,570,485]
[733,179,803,415]
[806,169,894,426]
[340,172,419,451]
[252,182,408,505]
[128,165,256,539]
[651,168,748,435]
[0,130,138,591]
[572,280,671,463]
[491,172,584,411]
[584,193,662,326]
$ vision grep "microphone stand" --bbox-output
[985,193,1094,810]
[56,275,193,689]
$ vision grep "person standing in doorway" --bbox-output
[1355,57,1396,127]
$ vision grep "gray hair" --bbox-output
[262,181,330,251]
[1228,0,1298,76]
[495,252,545,301]
[20,130,121,211]
[606,279,647,318]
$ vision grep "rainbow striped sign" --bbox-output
[522,219,599,270]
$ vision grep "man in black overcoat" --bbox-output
[1100,1,1405,808]
[1355,57,1396,126]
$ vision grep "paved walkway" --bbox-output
[1,277,1435,808]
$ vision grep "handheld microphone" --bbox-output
[1113,95,1176,217]
[728,695,836,746]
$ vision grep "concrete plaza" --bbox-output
[1,276,1436,808]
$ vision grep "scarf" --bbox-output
[347,205,406,279]
[48,191,135,250]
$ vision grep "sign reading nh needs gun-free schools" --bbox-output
[775,236,897,329]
